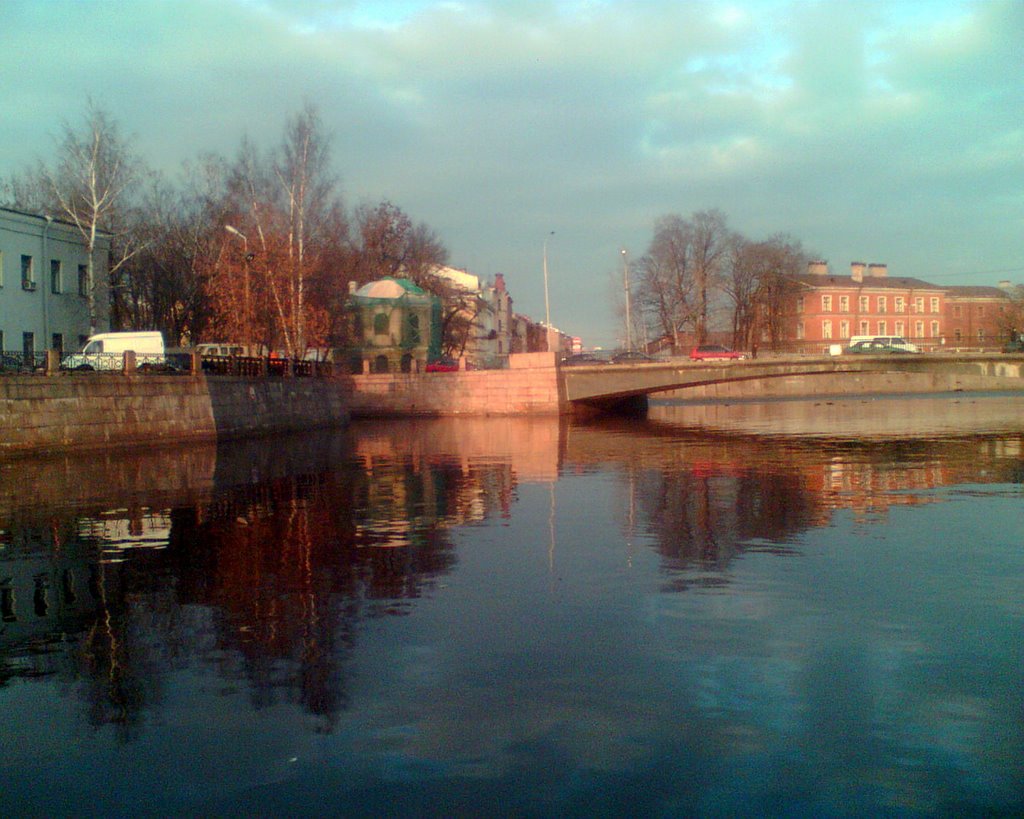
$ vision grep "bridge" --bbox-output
[560,353,1024,415]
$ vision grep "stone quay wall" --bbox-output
[343,351,564,417]
[0,374,348,456]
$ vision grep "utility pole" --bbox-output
[543,231,554,351]
[621,248,632,351]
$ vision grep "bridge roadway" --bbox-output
[560,353,1024,413]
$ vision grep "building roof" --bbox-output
[944,285,1011,300]
[789,273,944,291]
[352,277,426,300]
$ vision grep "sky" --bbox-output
[2,0,1022,347]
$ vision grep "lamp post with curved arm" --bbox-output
[224,225,253,347]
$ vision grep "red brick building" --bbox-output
[944,285,1015,349]
[790,261,946,351]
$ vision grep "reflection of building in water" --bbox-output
[354,453,516,547]
[77,508,174,562]
[570,420,1024,582]
[0,519,101,682]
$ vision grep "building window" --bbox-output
[21,255,34,290]
[895,321,905,337]
[978,306,986,318]
[0,250,4,287]
[859,320,869,335]
[822,320,833,339]
[859,295,869,313]
[839,320,850,339]
[895,296,905,313]
[877,296,887,313]
[406,314,420,345]
[952,305,962,318]
[877,320,887,335]
[954,329,962,343]
[78,265,88,296]
[50,259,62,294]
[796,322,804,340]
[915,320,924,338]
[839,295,849,312]
[930,297,939,314]
[373,313,389,336]
[52,333,64,354]
[822,295,832,312]
[977,328,984,342]
[796,297,804,314]
[915,297,924,313]
[931,321,940,338]
[22,332,34,361]
[0,330,4,352]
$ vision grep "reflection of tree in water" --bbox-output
[163,462,470,732]
[0,452,513,736]
[637,463,817,589]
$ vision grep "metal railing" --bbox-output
[0,349,337,378]
[0,350,46,374]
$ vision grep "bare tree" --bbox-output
[689,209,731,343]
[752,235,807,351]
[3,102,143,335]
[635,214,696,351]
[275,102,339,355]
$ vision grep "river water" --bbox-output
[2,394,1023,816]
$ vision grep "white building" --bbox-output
[0,207,110,357]
[431,265,513,367]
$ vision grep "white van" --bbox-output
[847,335,919,353]
[62,331,166,370]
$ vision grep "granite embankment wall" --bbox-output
[0,374,348,455]
[344,351,564,417]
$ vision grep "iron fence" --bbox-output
[0,350,46,374]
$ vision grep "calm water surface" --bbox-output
[2,395,1023,816]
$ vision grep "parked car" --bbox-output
[844,340,919,355]
[561,352,606,366]
[848,335,919,353]
[689,344,745,361]
[426,357,460,372]
[610,350,657,364]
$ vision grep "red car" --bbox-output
[426,357,460,372]
[689,344,746,361]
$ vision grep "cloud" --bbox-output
[1,0,1021,344]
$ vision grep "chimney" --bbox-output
[850,261,865,283]
[494,272,506,292]
[998,280,1012,290]
[807,260,829,276]
[868,262,887,278]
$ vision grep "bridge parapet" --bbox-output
[561,354,1024,412]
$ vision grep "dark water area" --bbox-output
[2,396,1023,816]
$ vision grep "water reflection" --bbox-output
[1,404,1023,813]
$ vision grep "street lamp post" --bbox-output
[543,231,554,351]
[621,248,632,352]
[224,225,252,348]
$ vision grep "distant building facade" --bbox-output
[943,285,1014,348]
[0,207,110,356]
[789,261,947,351]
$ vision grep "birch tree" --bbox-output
[3,102,142,335]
